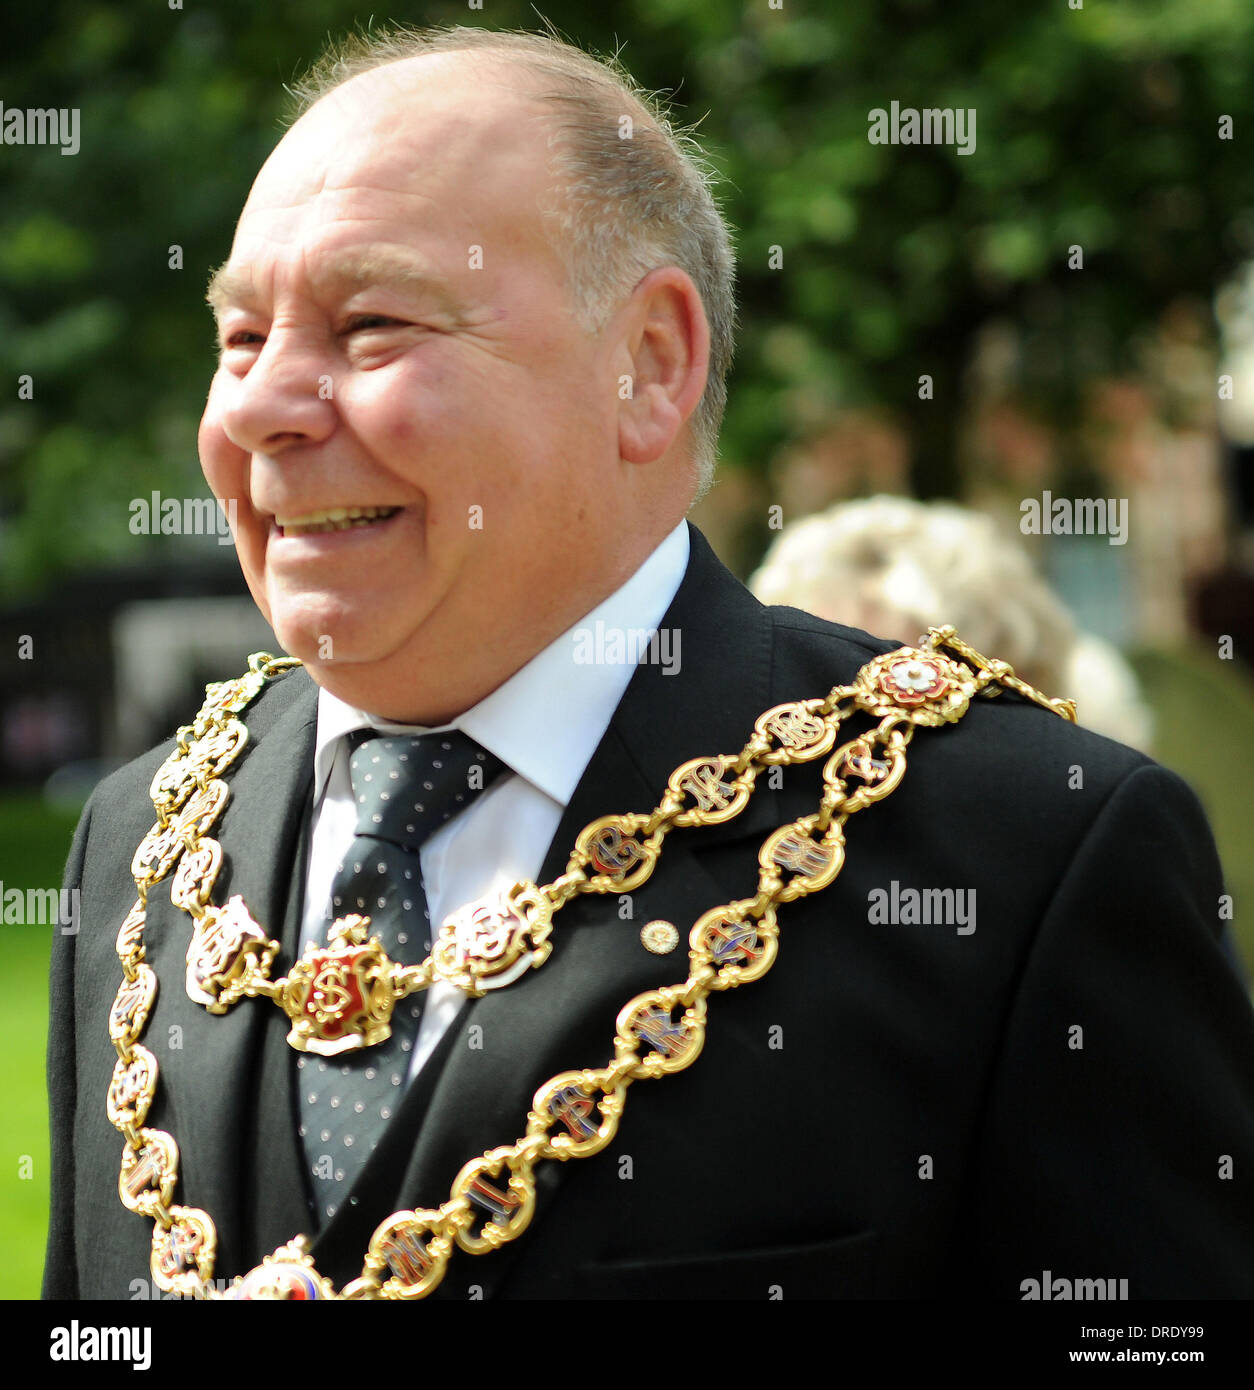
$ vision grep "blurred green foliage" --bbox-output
[0,0,1251,597]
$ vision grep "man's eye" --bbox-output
[222,330,265,349]
[343,315,405,333]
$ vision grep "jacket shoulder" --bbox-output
[761,602,1153,802]
[85,663,314,817]
[764,603,901,665]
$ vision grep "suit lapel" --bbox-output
[346,525,790,1297]
[245,781,320,1264]
[145,669,318,1278]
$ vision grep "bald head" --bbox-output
[233,53,567,303]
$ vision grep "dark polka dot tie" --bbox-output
[299,729,506,1224]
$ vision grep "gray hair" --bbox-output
[287,24,737,499]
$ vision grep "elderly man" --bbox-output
[44,27,1254,1301]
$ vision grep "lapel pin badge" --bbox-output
[640,920,680,955]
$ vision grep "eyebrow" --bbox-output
[205,248,459,317]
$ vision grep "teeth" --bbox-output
[276,505,399,535]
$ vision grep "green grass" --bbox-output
[0,796,81,1299]
[1129,645,1254,975]
[0,644,1250,1298]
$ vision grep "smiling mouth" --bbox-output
[274,505,401,537]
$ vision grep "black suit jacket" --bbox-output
[43,525,1254,1299]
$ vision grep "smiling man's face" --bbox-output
[198,55,644,722]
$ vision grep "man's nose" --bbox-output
[218,329,337,454]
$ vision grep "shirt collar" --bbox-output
[312,520,691,807]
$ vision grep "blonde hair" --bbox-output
[288,24,737,497]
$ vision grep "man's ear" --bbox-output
[615,266,710,465]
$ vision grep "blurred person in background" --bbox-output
[749,495,1155,752]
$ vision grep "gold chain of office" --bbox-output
[103,626,1075,1299]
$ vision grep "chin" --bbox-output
[267,599,373,667]
[273,594,434,679]
[296,645,421,720]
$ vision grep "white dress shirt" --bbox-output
[299,520,690,1084]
